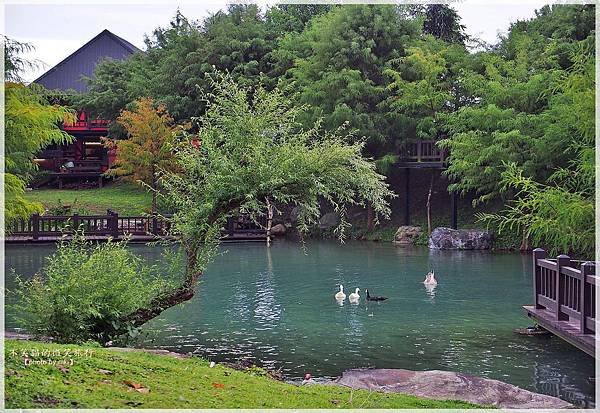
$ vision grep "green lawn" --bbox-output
[5,340,481,409]
[24,182,152,216]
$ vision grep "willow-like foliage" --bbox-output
[5,83,75,223]
[160,72,394,275]
[478,47,595,257]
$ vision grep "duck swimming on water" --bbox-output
[348,288,360,303]
[335,284,346,301]
[423,270,438,285]
[365,289,388,301]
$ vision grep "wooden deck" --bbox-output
[523,306,595,357]
[524,249,596,357]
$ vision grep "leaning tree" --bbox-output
[122,73,394,327]
[14,73,394,343]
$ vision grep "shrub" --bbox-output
[11,235,181,345]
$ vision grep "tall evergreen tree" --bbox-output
[422,4,467,44]
[276,5,421,157]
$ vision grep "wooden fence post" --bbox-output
[580,261,595,333]
[111,212,119,238]
[555,254,571,321]
[152,214,158,235]
[532,248,546,309]
[32,213,39,240]
[71,213,78,232]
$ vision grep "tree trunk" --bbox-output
[266,197,273,246]
[151,165,157,214]
[366,202,374,232]
[520,230,530,251]
[426,171,435,236]
[120,198,247,329]
[122,244,201,327]
[152,192,157,215]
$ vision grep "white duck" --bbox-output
[334,284,346,301]
[423,270,438,285]
[348,288,360,303]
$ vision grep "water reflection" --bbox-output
[424,283,437,300]
[253,269,281,328]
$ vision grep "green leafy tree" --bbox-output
[3,36,39,82]
[479,46,595,256]
[440,4,595,204]
[264,5,422,157]
[74,13,203,124]
[77,5,284,124]
[385,39,469,141]
[265,4,332,37]
[122,73,394,327]
[5,81,74,223]
[422,4,467,44]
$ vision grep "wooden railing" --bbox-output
[532,248,596,334]
[224,215,268,237]
[398,140,447,164]
[7,212,171,239]
[62,111,110,133]
[7,212,266,240]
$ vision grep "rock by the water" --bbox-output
[290,206,301,224]
[335,368,572,409]
[429,227,492,250]
[319,212,340,230]
[393,226,422,245]
[270,223,287,236]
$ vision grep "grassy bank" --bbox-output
[24,182,151,216]
[5,340,480,409]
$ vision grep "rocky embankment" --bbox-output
[333,368,572,409]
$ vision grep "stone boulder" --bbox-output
[269,223,286,236]
[290,206,301,224]
[335,369,572,409]
[429,227,492,250]
[393,226,422,246]
[319,212,340,230]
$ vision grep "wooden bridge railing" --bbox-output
[398,140,447,164]
[7,212,172,239]
[532,248,596,335]
[7,212,266,240]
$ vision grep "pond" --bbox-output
[5,240,595,407]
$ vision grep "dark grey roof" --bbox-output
[34,29,141,92]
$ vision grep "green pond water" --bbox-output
[5,241,595,407]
